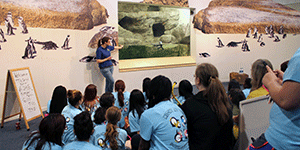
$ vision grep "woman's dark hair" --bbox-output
[67,90,82,107]
[228,88,246,107]
[195,63,231,125]
[178,80,193,100]
[105,106,121,150]
[83,84,97,102]
[280,60,289,72]
[98,37,110,48]
[25,114,66,150]
[100,92,115,109]
[142,77,151,100]
[129,89,146,118]
[243,78,252,89]
[115,80,125,107]
[228,79,240,91]
[74,111,94,141]
[94,107,106,124]
[251,59,273,91]
[148,75,172,108]
[50,85,67,114]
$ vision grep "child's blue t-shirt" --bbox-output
[61,105,82,144]
[140,100,189,150]
[63,141,101,150]
[128,110,141,133]
[112,91,130,128]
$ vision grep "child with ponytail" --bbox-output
[91,106,127,149]
[112,80,130,128]
[61,90,83,144]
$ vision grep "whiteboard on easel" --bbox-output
[10,68,42,121]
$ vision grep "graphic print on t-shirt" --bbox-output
[170,115,188,143]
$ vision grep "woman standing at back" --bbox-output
[181,63,234,150]
[112,80,130,128]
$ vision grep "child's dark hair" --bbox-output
[50,85,67,114]
[228,88,246,107]
[178,80,193,99]
[243,78,252,89]
[105,106,121,150]
[129,89,146,118]
[94,107,106,124]
[74,111,94,141]
[100,92,115,109]
[115,80,125,107]
[142,77,151,100]
[25,114,66,150]
[83,84,97,102]
[148,75,172,108]
[67,90,82,107]
[228,79,240,91]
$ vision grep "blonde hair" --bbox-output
[195,63,231,125]
[251,59,273,91]
[104,106,121,150]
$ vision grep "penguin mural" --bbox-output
[199,52,211,58]
[253,27,258,39]
[5,19,15,35]
[0,28,7,42]
[246,28,251,38]
[22,37,36,59]
[79,55,119,66]
[242,39,250,52]
[61,35,71,50]
[274,35,280,42]
[257,34,262,42]
[216,37,224,48]
[6,12,14,27]
[283,34,287,39]
[278,25,284,34]
[265,26,269,35]
[18,16,28,34]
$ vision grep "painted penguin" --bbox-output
[246,28,251,38]
[253,27,258,39]
[242,39,250,52]
[257,34,262,42]
[22,37,36,59]
[0,28,7,42]
[216,37,224,47]
[61,35,71,50]
[18,16,28,34]
[5,19,15,35]
[274,35,280,42]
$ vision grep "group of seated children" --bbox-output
[23,48,300,150]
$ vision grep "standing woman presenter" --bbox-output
[96,37,123,92]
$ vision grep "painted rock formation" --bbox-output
[0,0,108,30]
[193,0,300,34]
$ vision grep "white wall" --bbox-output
[0,0,299,121]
